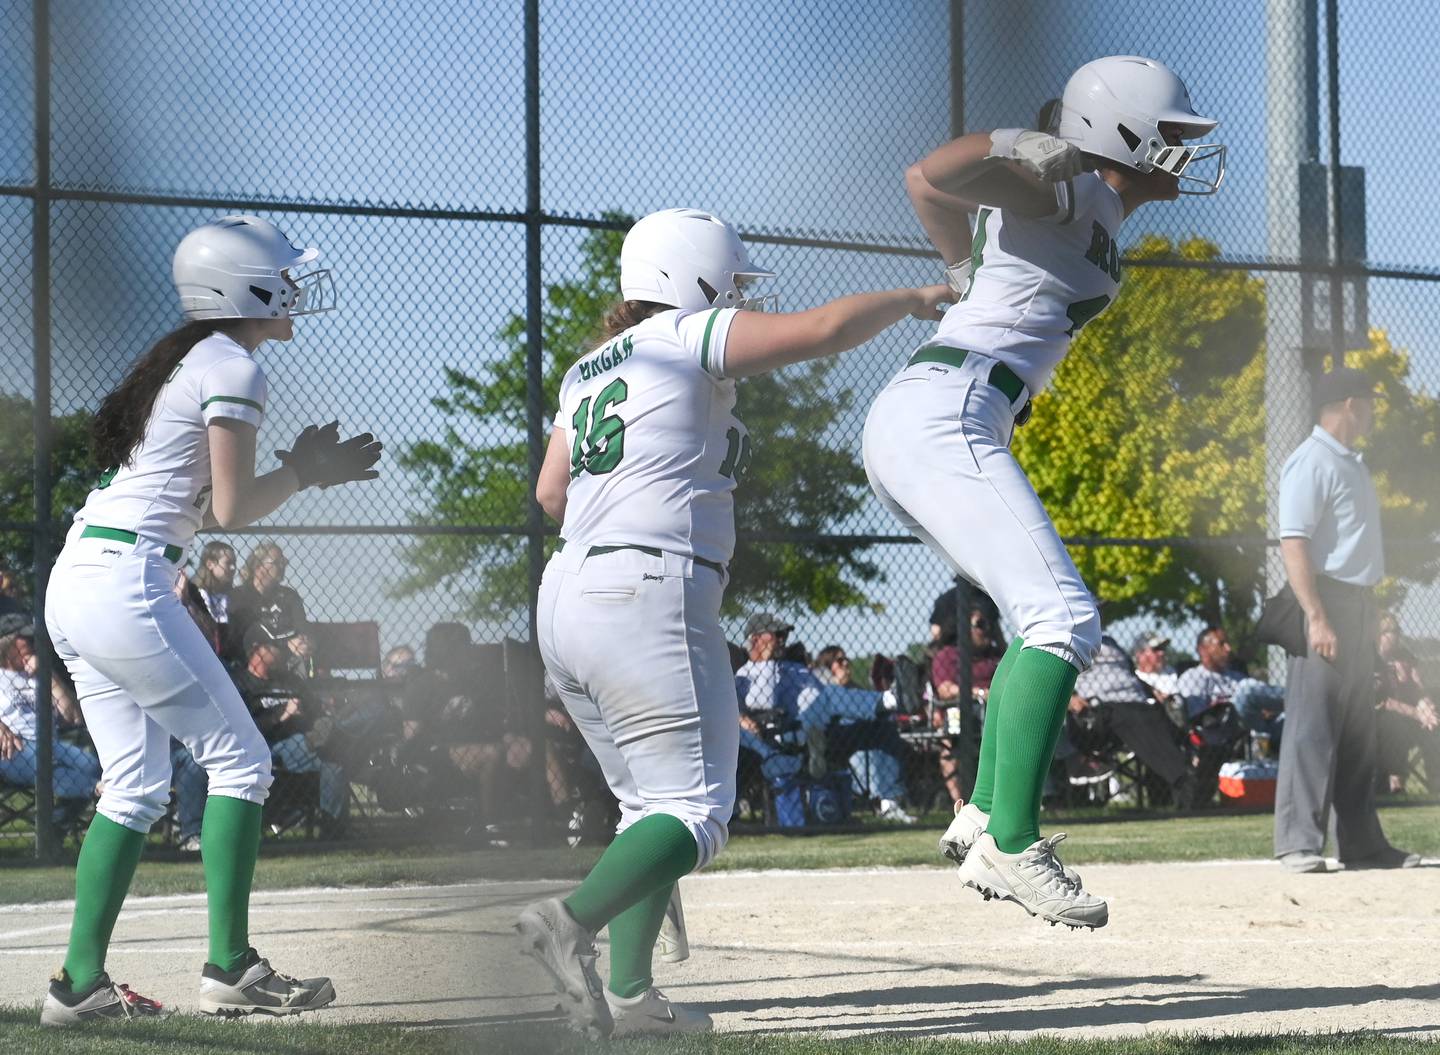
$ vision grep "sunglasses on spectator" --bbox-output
[832,656,850,666]
[970,618,990,630]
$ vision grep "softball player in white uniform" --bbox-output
[40,216,381,1025]
[517,208,947,1037]
[865,57,1224,928]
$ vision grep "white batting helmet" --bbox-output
[172,215,337,320]
[620,208,775,311]
[1057,56,1225,195]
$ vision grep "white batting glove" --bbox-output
[943,259,972,298]
[988,128,1086,183]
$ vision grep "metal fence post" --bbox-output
[1324,0,1344,370]
[522,0,551,844]
[31,0,58,863]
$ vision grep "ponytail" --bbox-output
[90,319,245,471]
[598,299,669,341]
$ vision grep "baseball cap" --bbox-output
[1132,631,1169,652]
[0,613,34,639]
[1312,367,1376,411]
[243,622,295,656]
[743,612,794,638]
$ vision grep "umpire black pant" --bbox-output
[1274,577,1389,861]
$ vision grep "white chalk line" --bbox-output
[0,881,488,915]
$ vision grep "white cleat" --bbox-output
[198,950,335,1017]
[656,885,690,963]
[938,800,987,865]
[956,831,1108,930]
[41,972,170,1027]
[516,897,613,1038]
[606,986,712,1035]
[941,802,1085,887]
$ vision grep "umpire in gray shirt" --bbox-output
[1274,367,1418,873]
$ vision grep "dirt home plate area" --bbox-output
[1,862,1437,1040]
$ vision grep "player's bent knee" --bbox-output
[690,815,729,871]
[203,743,274,804]
[98,786,169,832]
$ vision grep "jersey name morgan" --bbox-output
[935,170,1126,395]
[77,332,267,548]
[555,307,747,565]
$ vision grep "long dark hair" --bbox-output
[90,319,246,471]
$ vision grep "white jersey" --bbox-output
[77,332,267,547]
[555,307,746,564]
[935,171,1125,394]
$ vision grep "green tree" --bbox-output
[1016,235,1440,640]
[396,218,879,621]
[0,394,95,591]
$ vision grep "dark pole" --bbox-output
[1324,0,1344,368]
[946,0,977,800]
[522,0,549,844]
[948,0,964,140]
[32,0,57,862]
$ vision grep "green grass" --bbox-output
[0,805,1435,907]
[0,1011,1435,1055]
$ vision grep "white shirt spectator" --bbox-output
[0,668,44,741]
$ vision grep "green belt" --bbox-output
[557,539,725,575]
[81,525,183,563]
[907,343,1031,416]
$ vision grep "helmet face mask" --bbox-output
[284,266,338,316]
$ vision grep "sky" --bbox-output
[0,0,1436,661]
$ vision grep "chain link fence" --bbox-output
[1,0,1436,856]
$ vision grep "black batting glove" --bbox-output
[276,421,382,490]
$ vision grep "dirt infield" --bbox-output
[1,859,1437,1039]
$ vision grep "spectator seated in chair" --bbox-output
[735,612,914,823]
[1177,626,1286,752]
[1070,635,1198,810]
[808,644,915,824]
[1375,611,1440,795]
[227,540,309,665]
[191,541,238,657]
[236,624,347,835]
[398,623,532,820]
[1132,631,1181,702]
[0,613,100,831]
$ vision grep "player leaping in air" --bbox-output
[516,208,948,1037]
[40,216,381,1025]
[863,56,1224,929]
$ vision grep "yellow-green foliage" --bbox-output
[1014,235,1438,628]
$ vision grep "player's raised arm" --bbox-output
[722,285,950,378]
[909,129,1080,224]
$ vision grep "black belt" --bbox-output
[556,539,725,575]
[907,344,1033,425]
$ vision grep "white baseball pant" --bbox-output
[863,353,1101,671]
[538,546,738,870]
[45,523,273,833]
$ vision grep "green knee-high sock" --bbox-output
[968,636,1024,814]
[564,814,698,932]
[202,795,263,971]
[606,883,672,1000]
[62,815,147,992]
[987,647,1078,853]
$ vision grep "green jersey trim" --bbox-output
[201,395,263,412]
[700,309,722,374]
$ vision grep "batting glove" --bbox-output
[277,421,383,490]
[988,128,1086,183]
